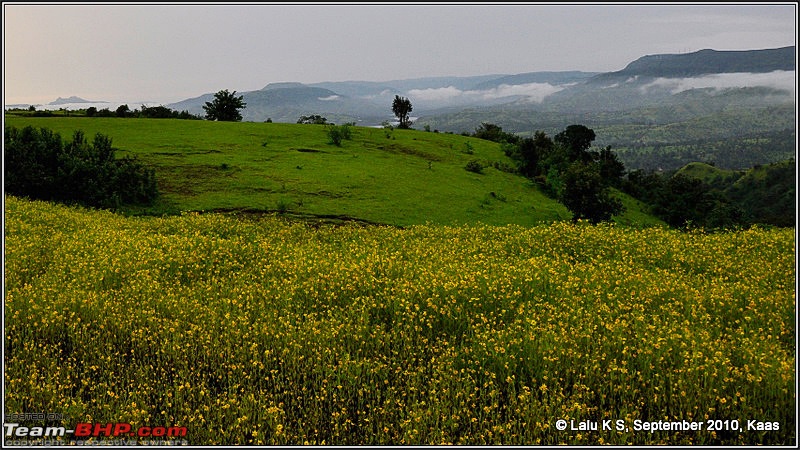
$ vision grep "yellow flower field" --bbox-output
[3,196,796,445]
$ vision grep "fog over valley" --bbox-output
[16,68,796,119]
[638,70,796,95]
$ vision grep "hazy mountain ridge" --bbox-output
[49,96,103,105]
[159,46,794,170]
[163,72,608,124]
[591,45,795,82]
[162,46,794,128]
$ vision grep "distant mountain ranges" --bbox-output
[28,46,794,171]
[5,96,109,110]
[164,46,795,129]
[49,96,107,105]
[593,46,794,80]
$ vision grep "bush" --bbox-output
[327,124,353,146]
[95,108,116,117]
[328,127,344,146]
[490,160,518,174]
[339,123,353,140]
[298,115,329,125]
[4,125,159,209]
[472,122,519,144]
[139,105,175,119]
[465,160,484,174]
[462,141,474,154]
[276,198,291,213]
[138,105,202,120]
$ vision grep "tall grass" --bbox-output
[4,196,795,445]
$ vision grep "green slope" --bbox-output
[4,116,661,227]
[674,160,796,227]
[674,162,744,189]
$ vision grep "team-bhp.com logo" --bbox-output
[5,422,187,438]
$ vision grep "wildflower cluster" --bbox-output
[4,196,795,445]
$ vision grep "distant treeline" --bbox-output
[621,162,796,229]
[5,104,203,120]
[469,122,795,229]
[613,128,796,172]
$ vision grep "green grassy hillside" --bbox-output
[3,116,663,227]
[418,96,795,172]
[725,160,796,227]
[675,162,744,189]
[672,159,796,227]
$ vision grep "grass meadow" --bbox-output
[4,195,795,445]
[2,116,664,228]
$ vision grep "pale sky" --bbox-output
[3,2,797,105]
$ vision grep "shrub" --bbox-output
[465,160,484,174]
[339,123,352,140]
[95,108,116,117]
[136,105,202,120]
[327,124,352,147]
[4,125,159,209]
[328,127,343,146]
[276,198,290,213]
[490,160,518,174]
[140,105,175,119]
[298,115,329,125]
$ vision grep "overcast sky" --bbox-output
[3,2,797,105]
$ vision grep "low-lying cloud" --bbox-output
[640,70,796,95]
[407,82,569,106]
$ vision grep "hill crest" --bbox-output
[165,46,794,126]
[49,96,103,105]
[592,46,795,82]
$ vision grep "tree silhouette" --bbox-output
[203,89,246,122]
[555,124,596,162]
[560,161,624,223]
[392,95,413,129]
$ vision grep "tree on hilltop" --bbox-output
[392,95,413,129]
[204,89,246,122]
[297,114,329,125]
[116,104,132,118]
